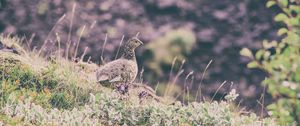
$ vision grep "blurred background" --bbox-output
[0,0,281,112]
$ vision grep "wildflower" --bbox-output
[31,92,37,98]
[225,89,239,102]
[44,88,51,95]
[18,95,24,101]
[15,79,20,85]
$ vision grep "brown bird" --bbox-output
[96,37,143,87]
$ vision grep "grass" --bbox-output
[0,34,278,125]
[0,113,24,125]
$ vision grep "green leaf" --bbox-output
[263,40,278,49]
[279,0,288,7]
[278,86,297,97]
[266,1,276,8]
[266,1,277,8]
[277,28,288,36]
[240,48,253,58]
[290,5,300,13]
[264,51,271,59]
[247,61,259,68]
[288,18,300,26]
[293,68,300,82]
[267,103,277,110]
[274,13,288,22]
[255,50,264,60]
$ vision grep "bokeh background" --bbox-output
[0,0,281,112]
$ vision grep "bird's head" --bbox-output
[125,37,143,50]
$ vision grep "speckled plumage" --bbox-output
[96,37,143,87]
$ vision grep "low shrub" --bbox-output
[241,0,300,125]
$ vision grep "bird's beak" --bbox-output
[136,38,143,45]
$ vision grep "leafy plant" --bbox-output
[240,0,300,125]
[1,91,276,126]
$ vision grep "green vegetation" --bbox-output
[0,41,93,110]
[241,0,300,125]
[2,91,277,126]
[0,35,276,125]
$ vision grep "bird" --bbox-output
[96,37,143,87]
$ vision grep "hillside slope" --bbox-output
[0,35,277,125]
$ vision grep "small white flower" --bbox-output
[225,89,239,101]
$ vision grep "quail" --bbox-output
[96,37,143,87]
